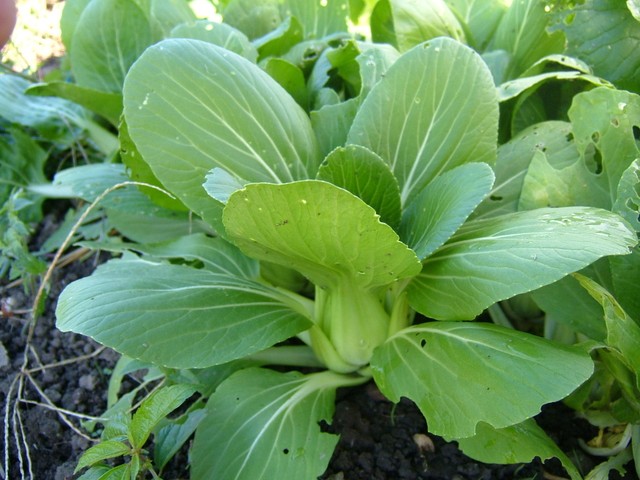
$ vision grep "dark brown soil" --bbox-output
[1,232,637,480]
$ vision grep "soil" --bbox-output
[1,216,638,480]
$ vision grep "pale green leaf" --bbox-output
[286,0,349,39]
[613,159,640,233]
[253,16,304,59]
[458,420,582,480]
[444,0,507,50]
[149,0,196,38]
[553,0,640,92]
[222,181,421,290]
[115,233,259,278]
[26,82,123,127]
[123,38,321,229]
[169,20,258,62]
[489,0,564,79]
[347,37,498,207]
[56,258,312,368]
[520,88,640,211]
[129,384,196,448]
[371,322,594,439]
[203,168,248,205]
[370,0,465,52]
[316,145,401,229]
[400,162,494,260]
[60,0,91,51]
[629,0,640,21]
[119,118,188,211]
[311,99,358,157]
[473,121,578,219]
[408,207,637,320]
[263,58,308,109]
[521,53,594,77]
[191,368,359,480]
[70,0,152,92]
[222,0,283,39]
[75,440,131,473]
[497,71,609,103]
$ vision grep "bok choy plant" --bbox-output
[55,33,637,479]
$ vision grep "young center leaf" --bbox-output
[221,180,421,369]
[347,37,498,206]
[123,38,321,228]
[191,368,365,480]
[222,180,421,290]
[371,322,594,439]
[408,207,637,320]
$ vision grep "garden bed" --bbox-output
[0,227,630,479]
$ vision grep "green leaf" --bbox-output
[222,181,421,290]
[408,207,637,320]
[311,99,358,157]
[531,271,608,341]
[56,258,312,368]
[489,0,564,79]
[347,37,498,207]
[149,0,196,38]
[610,248,640,321]
[95,463,130,480]
[129,384,195,448]
[109,233,259,278]
[222,0,283,40]
[203,168,248,205]
[0,129,47,210]
[26,82,123,127]
[286,0,349,39]
[371,322,594,438]
[613,159,640,233]
[497,71,609,103]
[75,465,112,480]
[123,38,321,229]
[263,58,308,109]
[552,0,640,92]
[370,0,465,52]
[629,0,640,21]
[60,0,91,51]
[473,121,578,219]
[575,274,640,387]
[75,440,131,473]
[400,162,494,261]
[316,145,401,229]
[119,118,188,212]
[520,88,640,211]
[70,0,152,92]
[444,0,507,50]
[253,16,304,59]
[154,408,206,470]
[191,368,360,480]
[169,20,258,62]
[457,420,582,480]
